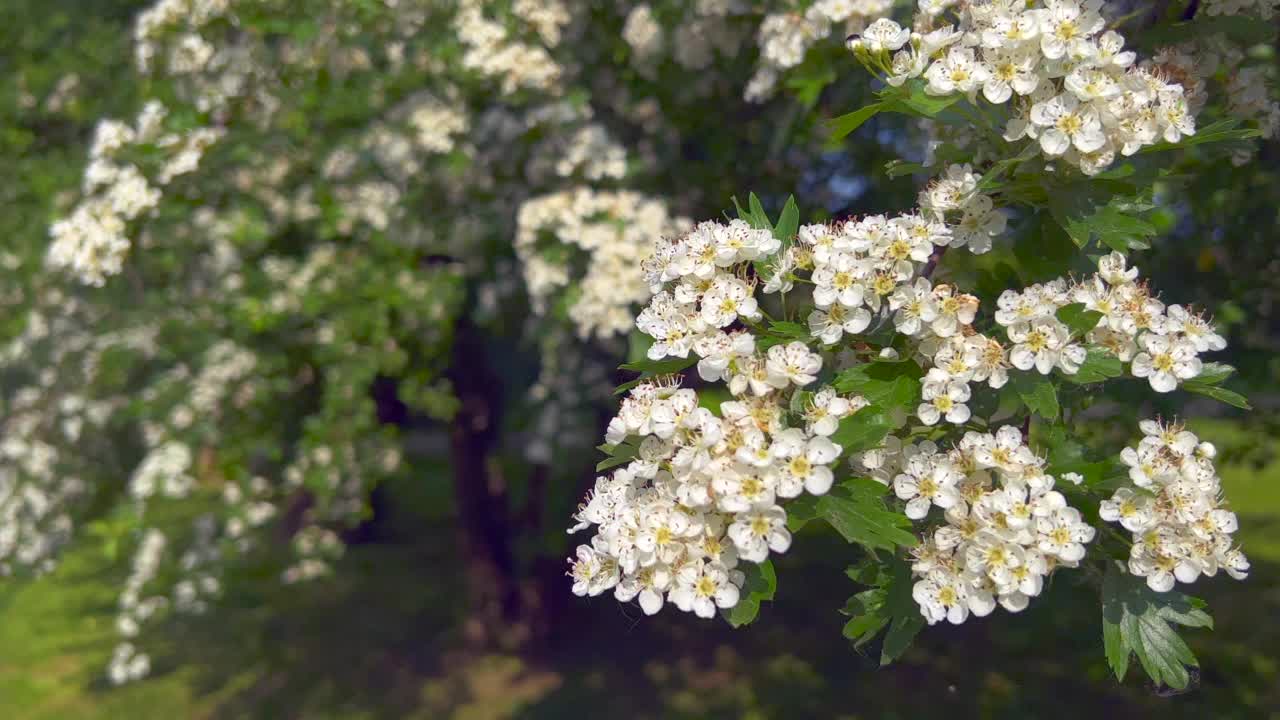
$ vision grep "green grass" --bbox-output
[0,541,234,719]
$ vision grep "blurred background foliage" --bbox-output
[0,0,1277,718]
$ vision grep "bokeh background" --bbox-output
[1,1,1278,718]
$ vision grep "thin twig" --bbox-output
[921,245,948,279]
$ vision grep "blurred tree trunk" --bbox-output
[448,316,523,646]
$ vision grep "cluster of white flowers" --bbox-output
[571,208,1100,626]
[524,332,614,463]
[850,0,1199,174]
[1204,0,1279,19]
[110,529,166,685]
[334,182,402,233]
[516,188,690,339]
[747,0,894,102]
[0,378,100,575]
[569,213,897,616]
[1149,23,1280,160]
[454,0,564,95]
[916,162,1008,253]
[512,0,573,46]
[48,101,223,285]
[283,526,345,584]
[858,427,1093,623]
[129,442,195,500]
[569,370,867,617]
[0,455,82,576]
[1226,66,1280,143]
[1101,420,1250,592]
[183,341,258,420]
[133,0,271,116]
[637,167,1000,362]
[134,0,232,74]
[638,219,778,357]
[405,93,471,155]
[221,475,278,548]
[554,126,628,181]
[171,516,222,616]
[622,5,664,61]
[990,252,1224,392]
[109,515,224,684]
[108,642,153,686]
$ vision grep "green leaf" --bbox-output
[618,356,698,375]
[976,140,1042,191]
[1012,372,1059,420]
[829,408,893,454]
[813,478,916,552]
[698,386,733,414]
[750,193,770,227]
[879,79,962,118]
[832,361,923,412]
[789,388,811,416]
[884,160,930,178]
[1103,607,1128,681]
[1061,347,1124,385]
[595,441,638,472]
[1188,362,1235,386]
[759,319,812,350]
[1139,118,1264,154]
[1056,303,1103,336]
[614,355,699,395]
[840,555,923,664]
[879,558,925,666]
[841,588,890,647]
[1033,422,1086,468]
[975,262,1022,299]
[732,193,773,231]
[828,102,883,140]
[723,559,777,627]
[774,195,800,244]
[1049,186,1157,251]
[1053,458,1127,489]
[784,63,836,109]
[785,493,821,532]
[1183,383,1251,410]
[1102,563,1213,690]
[1181,361,1248,408]
[612,378,643,395]
[767,320,810,341]
[1091,206,1158,252]
[1016,213,1078,283]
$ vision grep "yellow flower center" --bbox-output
[919,477,938,497]
[872,273,897,296]
[696,576,717,597]
[1057,113,1084,135]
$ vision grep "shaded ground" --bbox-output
[1,418,1277,720]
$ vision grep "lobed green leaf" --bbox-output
[1012,372,1059,420]
[723,559,777,627]
[1101,562,1213,689]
